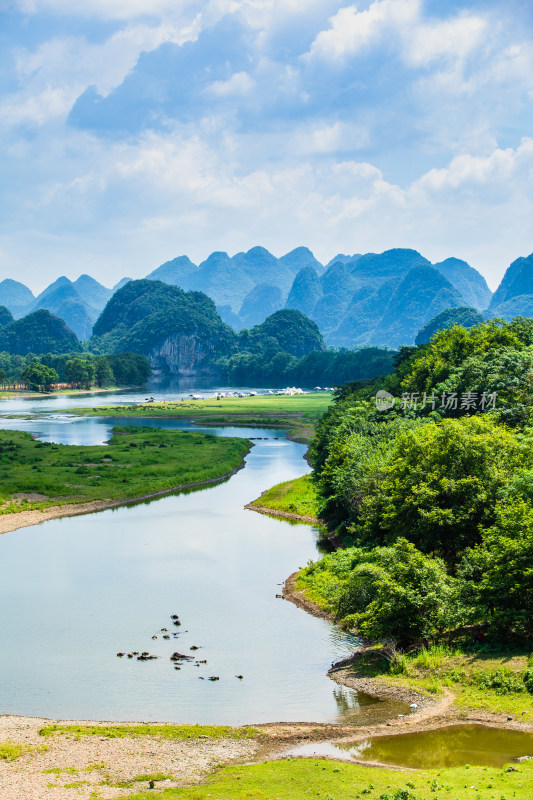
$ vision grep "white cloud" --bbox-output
[306,0,419,62]
[413,138,533,194]
[407,13,487,67]
[207,71,256,97]
[3,1,533,292]
[0,18,203,127]
[1,86,77,125]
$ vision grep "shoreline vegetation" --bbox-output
[3,714,533,800]
[246,474,322,524]
[0,384,137,399]
[68,392,333,443]
[0,426,251,534]
[283,570,533,724]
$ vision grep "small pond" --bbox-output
[287,724,533,768]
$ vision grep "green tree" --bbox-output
[304,539,461,646]
[94,356,114,387]
[459,499,533,638]
[21,362,59,392]
[108,353,151,385]
[359,416,528,566]
[65,358,96,389]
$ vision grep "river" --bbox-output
[0,388,404,725]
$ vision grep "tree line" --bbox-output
[0,352,151,392]
[304,317,533,648]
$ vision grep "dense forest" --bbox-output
[0,351,151,391]
[217,346,396,387]
[302,317,533,649]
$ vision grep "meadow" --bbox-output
[250,474,320,519]
[72,393,334,442]
[124,756,533,800]
[0,427,250,515]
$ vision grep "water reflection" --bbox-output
[286,725,533,768]
[0,413,380,724]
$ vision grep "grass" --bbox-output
[345,643,533,719]
[0,741,42,761]
[123,757,533,800]
[250,474,320,518]
[69,393,333,442]
[102,772,173,788]
[39,723,259,740]
[0,426,250,514]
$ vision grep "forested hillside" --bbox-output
[304,317,533,646]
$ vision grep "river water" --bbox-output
[0,388,405,724]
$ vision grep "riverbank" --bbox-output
[0,427,250,532]
[0,386,138,399]
[0,460,249,535]
[283,570,533,727]
[246,474,322,524]
[3,715,533,800]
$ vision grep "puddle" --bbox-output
[286,724,533,768]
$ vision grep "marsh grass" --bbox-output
[102,772,173,788]
[0,740,45,761]
[72,393,332,429]
[0,427,250,514]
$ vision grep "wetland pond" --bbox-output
[287,725,533,768]
[0,402,408,724]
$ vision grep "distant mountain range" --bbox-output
[2,246,533,348]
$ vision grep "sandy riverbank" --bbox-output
[0,714,433,800]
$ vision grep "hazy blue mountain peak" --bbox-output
[433,257,492,311]
[490,252,533,310]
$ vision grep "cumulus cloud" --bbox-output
[306,0,419,62]
[2,0,533,290]
[207,71,256,97]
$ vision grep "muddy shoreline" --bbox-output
[245,504,322,524]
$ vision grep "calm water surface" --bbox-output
[287,725,533,768]
[0,398,401,724]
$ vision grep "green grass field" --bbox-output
[70,393,333,442]
[0,427,250,514]
[124,757,533,800]
[250,474,320,518]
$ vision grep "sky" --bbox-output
[1,0,533,291]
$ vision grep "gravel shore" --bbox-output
[0,716,257,800]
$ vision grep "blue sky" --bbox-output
[1,0,533,291]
